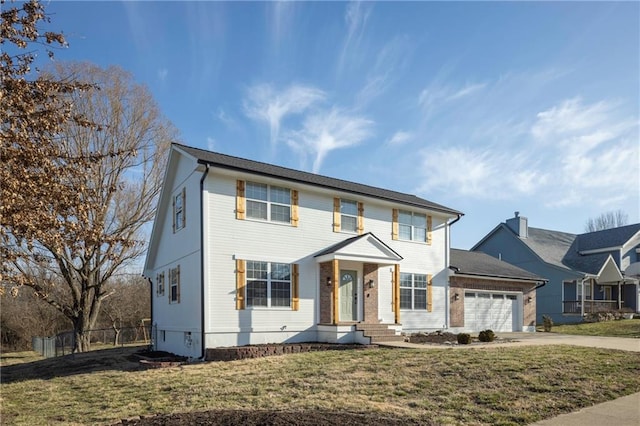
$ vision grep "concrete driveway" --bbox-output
[379,332,640,352]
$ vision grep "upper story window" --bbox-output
[392,209,432,244]
[333,197,364,234]
[246,182,291,223]
[399,210,427,242]
[400,272,427,310]
[173,188,185,232]
[340,199,358,232]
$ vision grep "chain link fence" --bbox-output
[32,325,151,358]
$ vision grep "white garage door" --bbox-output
[464,292,520,332]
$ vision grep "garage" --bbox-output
[464,292,520,332]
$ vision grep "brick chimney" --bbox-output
[506,211,528,238]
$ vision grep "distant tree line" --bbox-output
[1,275,150,351]
[584,210,629,232]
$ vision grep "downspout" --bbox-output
[147,276,153,349]
[199,164,210,360]
[444,214,463,329]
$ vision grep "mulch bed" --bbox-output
[407,331,459,344]
[116,410,426,425]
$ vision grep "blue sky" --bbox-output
[45,1,639,249]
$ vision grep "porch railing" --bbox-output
[563,300,620,314]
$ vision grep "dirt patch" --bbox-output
[116,410,426,426]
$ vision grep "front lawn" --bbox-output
[2,344,640,425]
[544,319,640,338]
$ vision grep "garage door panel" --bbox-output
[464,291,519,332]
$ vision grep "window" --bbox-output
[246,182,291,223]
[399,273,427,310]
[246,261,291,308]
[173,188,185,232]
[340,199,358,232]
[398,210,427,242]
[577,281,592,300]
[156,271,165,296]
[169,265,180,303]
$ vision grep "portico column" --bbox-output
[394,264,400,324]
[332,259,339,325]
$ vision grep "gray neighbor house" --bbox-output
[472,213,640,324]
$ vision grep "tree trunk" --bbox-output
[73,328,91,353]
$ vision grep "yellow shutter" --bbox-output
[236,259,246,310]
[427,215,432,245]
[236,180,245,220]
[292,264,299,311]
[357,202,364,235]
[392,209,399,240]
[291,190,299,227]
[427,274,433,312]
[333,197,341,232]
[393,264,401,323]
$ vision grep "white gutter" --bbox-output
[578,246,621,255]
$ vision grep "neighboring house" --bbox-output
[144,143,463,358]
[472,213,640,324]
[449,249,545,332]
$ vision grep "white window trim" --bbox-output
[340,199,358,233]
[169,265,180,304]
[156,271,165,296]
[174,190,185,231]
[246,261,292,308]
[399,272,428,310]
[398,210,427,243]
[246,182,292,223]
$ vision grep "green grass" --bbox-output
[544,319,640,337]
[1,344,640,425]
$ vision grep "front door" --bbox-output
[340,270,358,321]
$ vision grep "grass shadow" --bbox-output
[0,345,149,384]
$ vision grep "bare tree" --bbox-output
[2,62,175,352]
[585,210,629,232]
[99,275,150,345]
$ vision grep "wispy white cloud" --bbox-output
[206,137,216,152]
[418,96,638,209]
[244,84,326,149]
[337,1,372,76]
[418,81,487,109]
[157,68,168,82]
[268,1,296,45]
[286,108,374,173]
[387,130,412,146]
[355,35,411,107]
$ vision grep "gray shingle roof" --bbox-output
[450,249,544,281]
[502,223,640,276]
[521,227,577,270]
[176,143,462,215]
[576,224,640,251]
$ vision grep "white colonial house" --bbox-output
[144,143,464,358]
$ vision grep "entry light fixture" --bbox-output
[454,293,460,301]
[527,296,533,303]
[326,277,332,287]
[367,279,375,289]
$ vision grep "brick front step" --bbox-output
[370,335,405,343]
[355,323,402,344]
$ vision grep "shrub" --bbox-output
[457,333,471,345]
[542,315,553,332]
[478,329,495,342]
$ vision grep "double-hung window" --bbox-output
[340,199,358,232]
[173,188,186,232]
[156,271,165,296]
[246,261,291,308]
[400,272,427,310]
[246,182,291,223]
[398,210,427,242]
[169,265,180,304]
